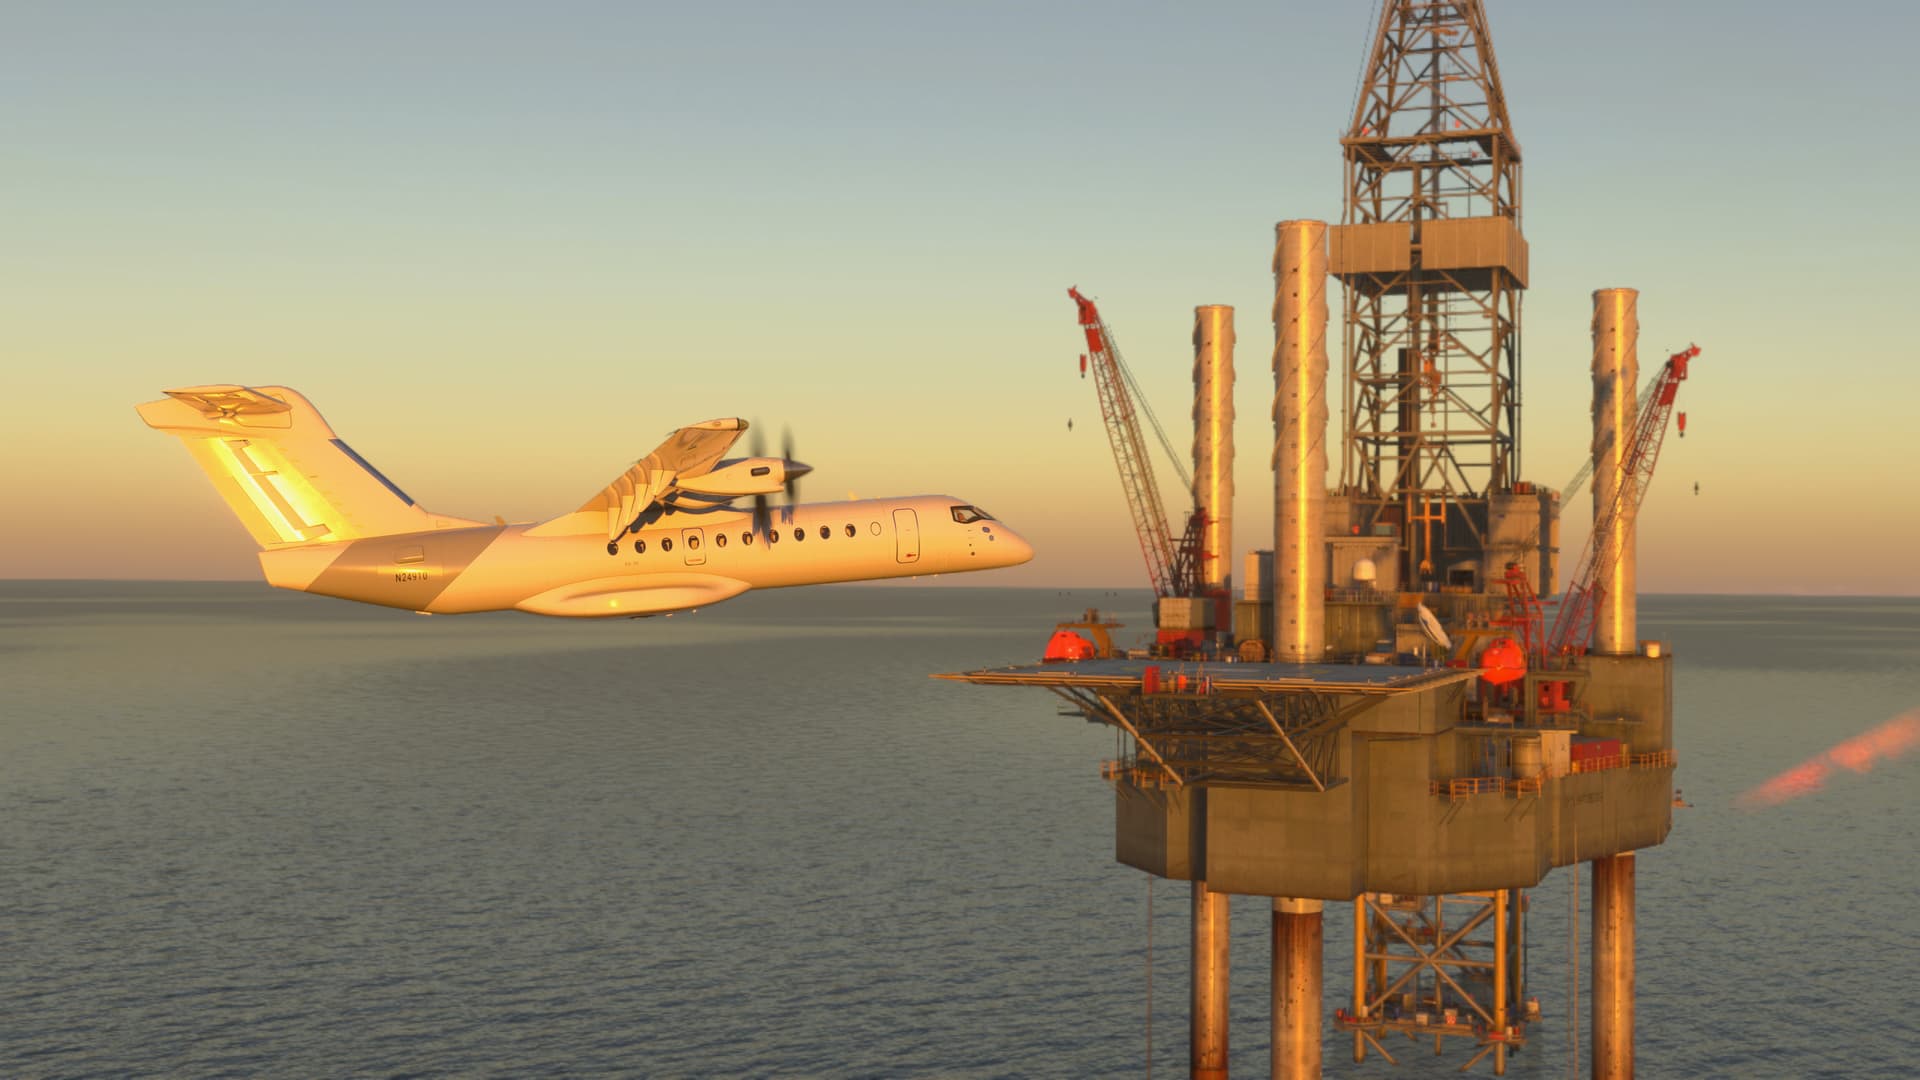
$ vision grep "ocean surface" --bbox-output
[2,583,1916,1079]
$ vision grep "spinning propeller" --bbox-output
[749,424,807,537]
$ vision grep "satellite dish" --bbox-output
[1416,602,1452,654]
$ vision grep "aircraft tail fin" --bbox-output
[138,385,481,549]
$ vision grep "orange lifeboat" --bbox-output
[1043,629,1097,663]
[1479,637,1527,686]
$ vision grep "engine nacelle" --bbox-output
[674,457,810,497]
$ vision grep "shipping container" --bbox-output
[1570,737,1623,763]
[1157,596,1215,631]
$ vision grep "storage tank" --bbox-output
[1513,736,1543,780]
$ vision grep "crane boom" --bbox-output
[1070,287,1180,598]
[1546,345,1699,656]
[1559,363,1671,501]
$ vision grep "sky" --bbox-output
[4,1,1917,593]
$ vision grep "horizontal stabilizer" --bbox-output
[138,384,484,549]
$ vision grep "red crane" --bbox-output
[1068,287,1201,602]
[1545,345,1700,657]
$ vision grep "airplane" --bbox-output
[137,385,1033,617]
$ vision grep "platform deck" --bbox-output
[933,658,1474,696]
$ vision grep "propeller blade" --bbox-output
[743,421,770,535]
[782,426,801,503]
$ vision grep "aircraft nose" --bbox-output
[996,525,1035,566]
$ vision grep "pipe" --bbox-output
[1192,882,1231,1079]
[1193,306,1236,606]
[1590,289,1638,654]
[1494,889,1509,1076]
[1352,897,1367,1064]
[1273,221,1329,663]
[1271,897,1323,1079]
[1592,854,1636,1079]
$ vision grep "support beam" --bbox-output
[1592,853,1636,1079]
[1271,898,1323,1080]
[1095,693,1184,787]
[1192,883,1231,1080]
[1345,891,1531,1067]
[1252,700,1326,792]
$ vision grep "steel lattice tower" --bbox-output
[1332,0,1532,590]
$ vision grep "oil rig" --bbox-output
[940,3,1688,1077]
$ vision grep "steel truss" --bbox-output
[1339,0,1526,586]
[1338,890,1531,1074]
[1054,687,1384,789]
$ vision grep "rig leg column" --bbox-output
[1192,882,1231,1079]
[1592,854,1636,1080]
[1271,897,1323,1080]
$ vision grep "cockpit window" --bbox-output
[950,505,995,524]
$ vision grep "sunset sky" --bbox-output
[6,1,1916,593]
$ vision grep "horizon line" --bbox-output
[3,578,1918,601]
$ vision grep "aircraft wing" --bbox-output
[571,419,749,541]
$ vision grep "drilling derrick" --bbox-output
[1332,0,1552,595]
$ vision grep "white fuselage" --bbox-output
[263,494,1032,617]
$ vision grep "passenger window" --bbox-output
[768,530,779,544]
[662,537,674,552]
[634,539,646,554]
[869,521,881,535]
[793,527,805,542]
[819,525,831,540]
[743,531,755,545]
[716,533,728,548]
[688,535,701,550]
[845,523,856,537]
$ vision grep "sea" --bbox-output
[2,582,1916,1079]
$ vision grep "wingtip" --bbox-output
[685,418,749,432]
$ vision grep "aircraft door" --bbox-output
[681,528,706,566]
[892,508,919,564]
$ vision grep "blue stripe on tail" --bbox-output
[329,438,415,506]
